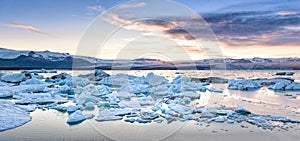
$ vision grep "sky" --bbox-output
[0,0,300,61]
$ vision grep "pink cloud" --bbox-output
[3,23,48,35]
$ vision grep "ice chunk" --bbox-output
[285,82,300,90]
[124,117,136,123]
[17,104,37,112]
[270,80,292,90]
[139,111,159,120]
[118,101,141,108]
[67,110,91,125]
[1,73,26,83]
[14,93,68,105]
[84,102,95,110]
[168,104,192,115]
[20,78,44,85]
[212,116,227,123]
[108,92,135,100]
[235,105,251,115]
[65,77,90,87]
[78,70,109,81]
[228,79,261,90]
[138,96,154,106]
[146,72,168,86]
[275,72,294,76]
[98,74,130,86]
[207,87,223,93]
[150,85,168,96]
[175,91,200,99]
[0,89,13,98]
[96,85,112,96]
[95,109,123,122]
[109,109,135,116]
[67,105,80,113]
[0,100,31,132]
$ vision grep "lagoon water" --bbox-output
[1,70,300,141]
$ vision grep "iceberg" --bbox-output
[0,100,31,132]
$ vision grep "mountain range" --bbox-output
[0,47,300,70]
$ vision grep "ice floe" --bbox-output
[0,100,31,132]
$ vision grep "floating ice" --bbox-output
[0,100,31,132]
[67,105,80,113]
[228,79,261,90]
[14,93,68,105]
[67,110,93,124]
[95,109,123,122]
[0,89,13,98]
[146,72,168,86]
[20,78,44,85]
[78,70,109,81]
[1,73,26,83]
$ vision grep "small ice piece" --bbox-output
[150,85,168,96]
[212,116,227,123]
[98,74,130,86]
[95,109,123,122]
[216,110,235,116]
[109,109,134,116]
[67,105,80,113]
[207,87,223,93]
[153,117,164,123]
[227,119,235,124]
[199,86,207,92]
[17,104,37,112]
[14,93,68,105]
[20,78,44,85]
[270,80,292,90]
[285,82,300,91]
[125,117,136,123]
[85,102,95,110]
[139,111,159,120]
[138,96,154,106]
[67,110,87,124]
[136,117,151,123]
[182,97,191,105]
[78,70,109,81]
[235,105,251,115]
[0,100,32,132]
[146,72,168,86]
[1,73,26,83]
[0,82,8,86]
[168,104,192,115]
[118,101,141,108]
[275,72,294,76]
[65,77,90,87]
[0,89,13,98]
[175,91,200,99]
[96,85,112,96]
[109,92,135,100]
[228,79,261,91]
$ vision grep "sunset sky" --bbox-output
[1,0,300,61]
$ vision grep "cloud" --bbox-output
[119,2,146,9]
[276,11,297,16]
[3,23,49,35]
[87,5,106,14]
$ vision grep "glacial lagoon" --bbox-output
[0,70,300,141]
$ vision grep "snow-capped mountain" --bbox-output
[0,47,300,70]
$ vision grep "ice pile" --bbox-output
[228,77,300,91]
